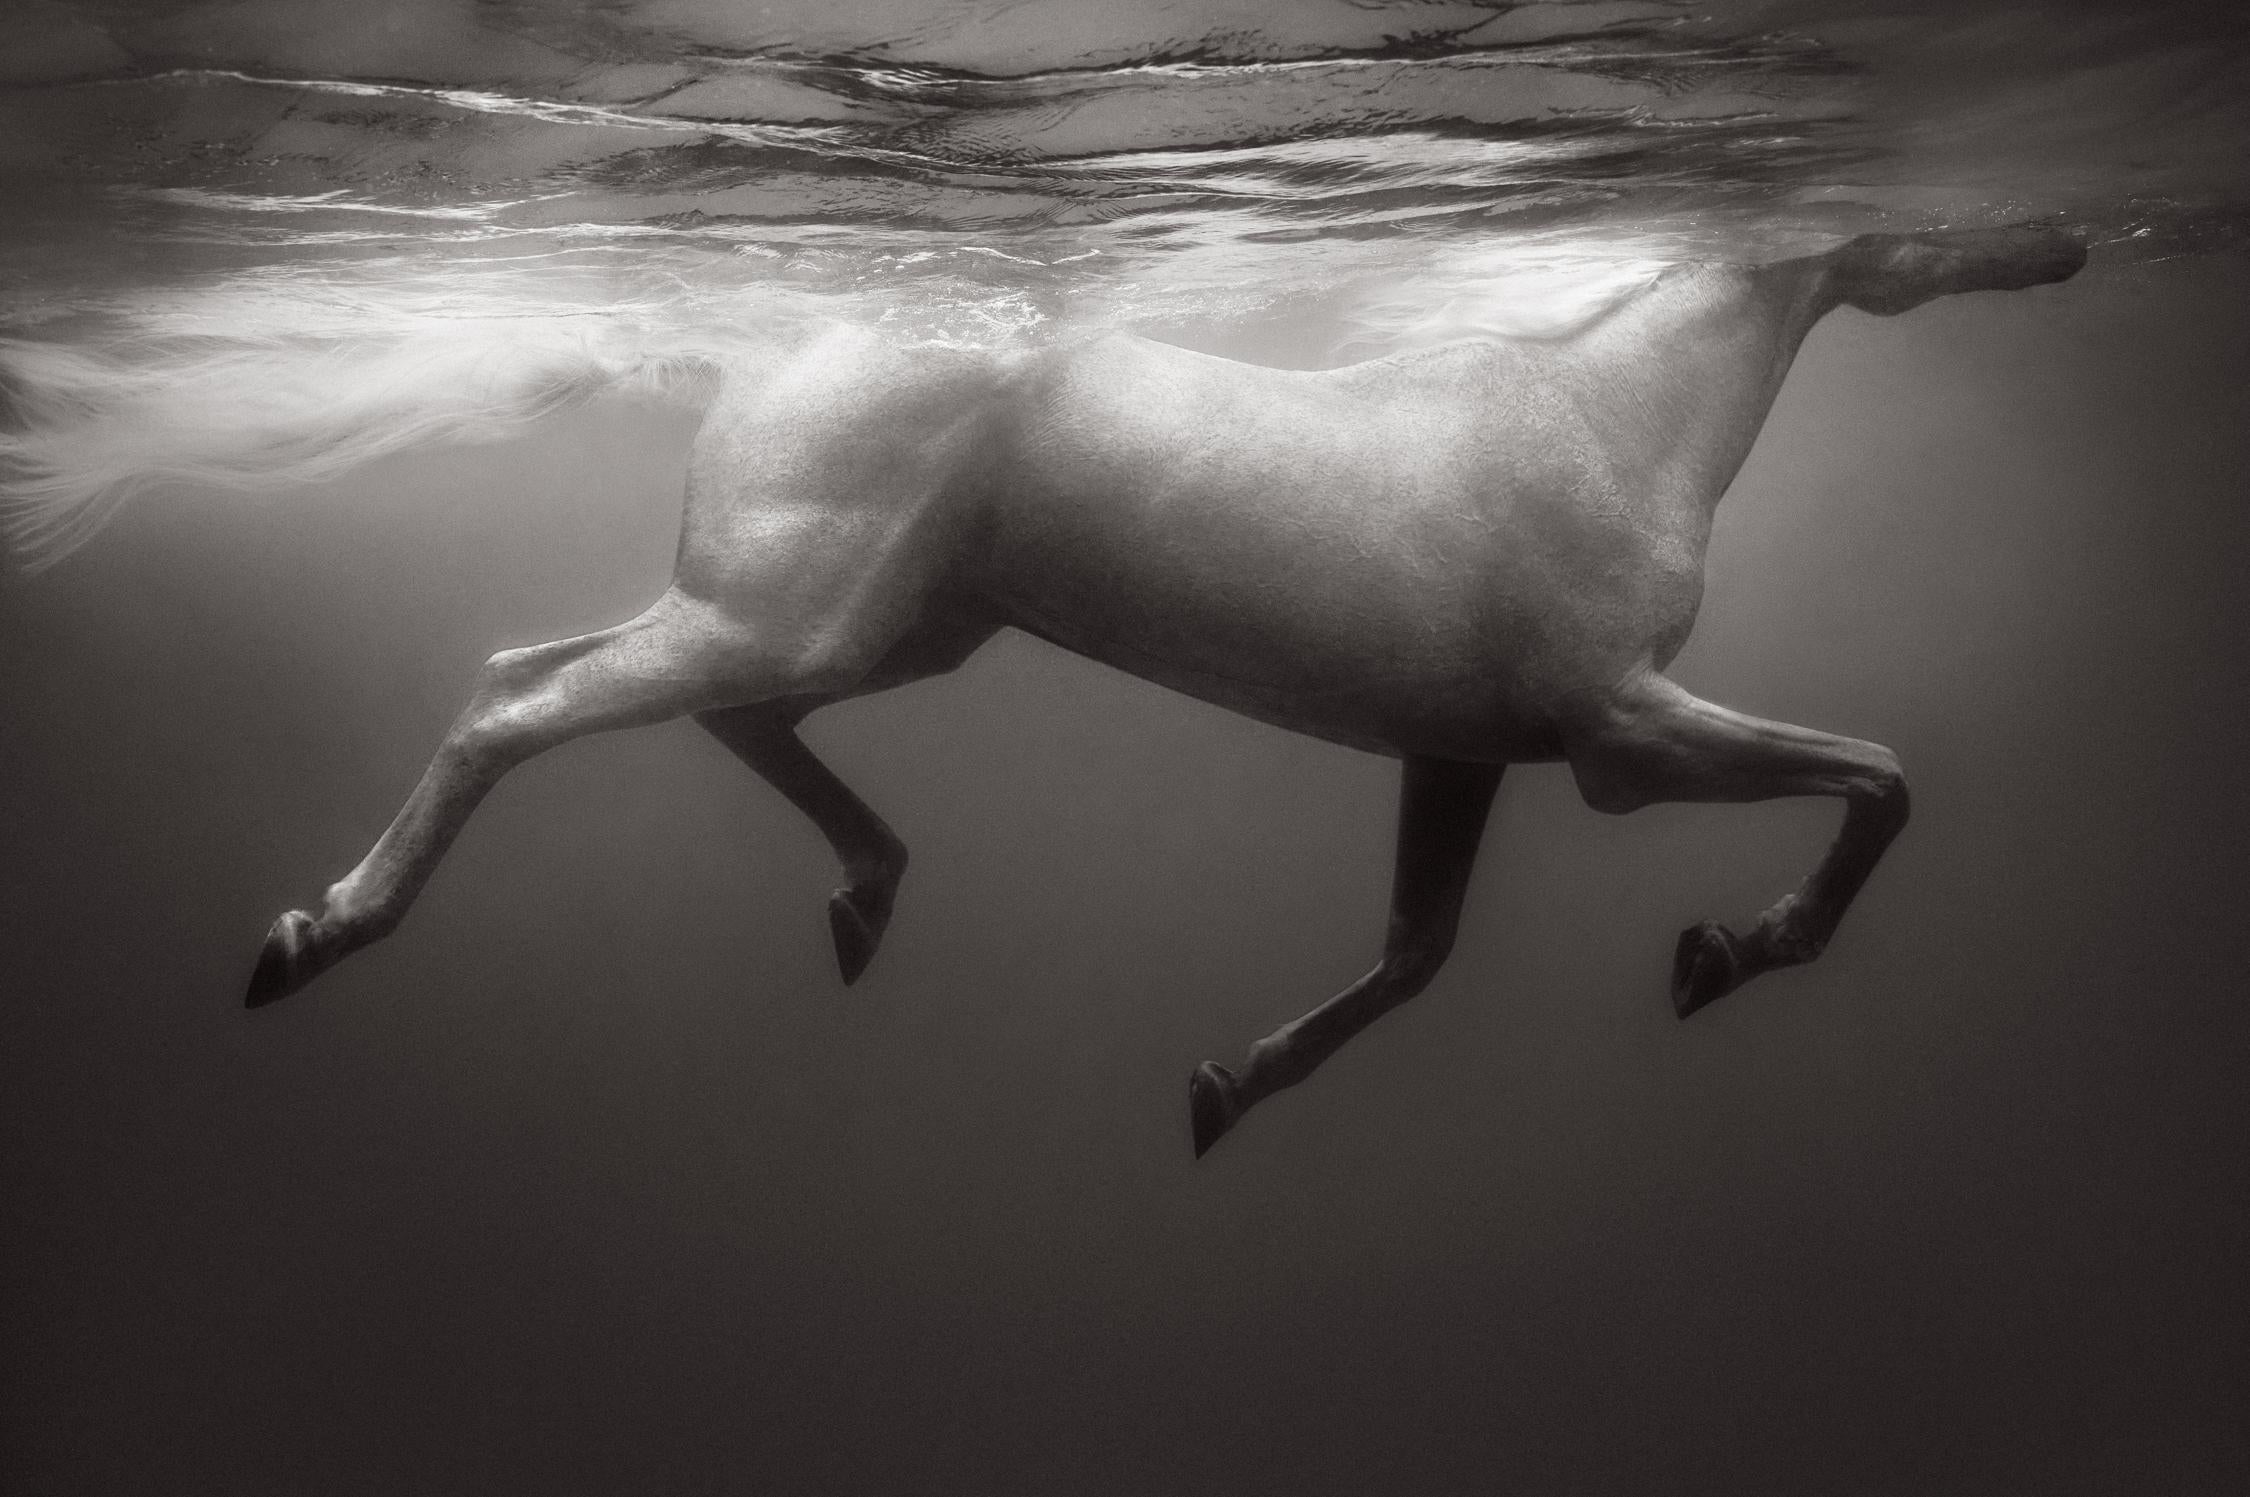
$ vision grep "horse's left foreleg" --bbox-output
[1190,756,1504,1158]
[1565,671,1912,1019]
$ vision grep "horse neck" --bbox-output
[1561,260,1833,518]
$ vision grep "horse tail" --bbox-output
[0,317,737,568]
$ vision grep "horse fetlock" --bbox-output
[1753,895,1828,967]
[320,879,401,942]
[1249,1032,1320,1095]
[843,837,908,900]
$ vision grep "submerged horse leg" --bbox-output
[1190,757,1504,1157]
[1565,671,1911,1020]
[696,617,998,985]
[245,588,840,1005]
[246,328,1000,1007]
[696,704,906,985]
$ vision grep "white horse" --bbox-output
[224,226,2085,1156]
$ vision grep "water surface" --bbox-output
[5,0,2245,344]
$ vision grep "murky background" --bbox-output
[3,3,2248,1493]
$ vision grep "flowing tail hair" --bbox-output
[0,313,751,567]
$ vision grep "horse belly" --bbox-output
[975,476,1564,761]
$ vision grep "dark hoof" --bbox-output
[826,888,883,986]
[1189,1061,1242,1159]
[245,910,326,1008]
[1670,920,1743,1021]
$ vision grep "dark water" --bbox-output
[4,4,2249,1495]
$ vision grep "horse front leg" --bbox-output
[1190,756,1504,1158]
[1565,671,1912,1020]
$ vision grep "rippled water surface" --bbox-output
[2,1,2246,555]
[6,0,2246,334]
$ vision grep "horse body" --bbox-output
[242,226,2087,1157]
[976,263,1810,759]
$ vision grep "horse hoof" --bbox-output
[245,910,325,1008]
[1671,920,1742,1020]
[1189,1061,1242,1159]
[826,889,882,986]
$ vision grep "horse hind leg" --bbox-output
[244,584,908,1006]
[1563,671,1911,1020]
[246,327,997,1007]
[698,704,905,985]
[695,616,997,985]
[1191,756,1504,1158]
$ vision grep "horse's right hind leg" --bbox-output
[697,704,908,985]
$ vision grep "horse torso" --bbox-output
[955,264,1807,759]
[674,262,1820,760]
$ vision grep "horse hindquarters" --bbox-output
[247,333,996,1005]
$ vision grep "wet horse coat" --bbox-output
[244,227,2087,1156]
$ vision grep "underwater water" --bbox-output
[3,3,2248,1494]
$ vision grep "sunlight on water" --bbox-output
[1,0,2245,558]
